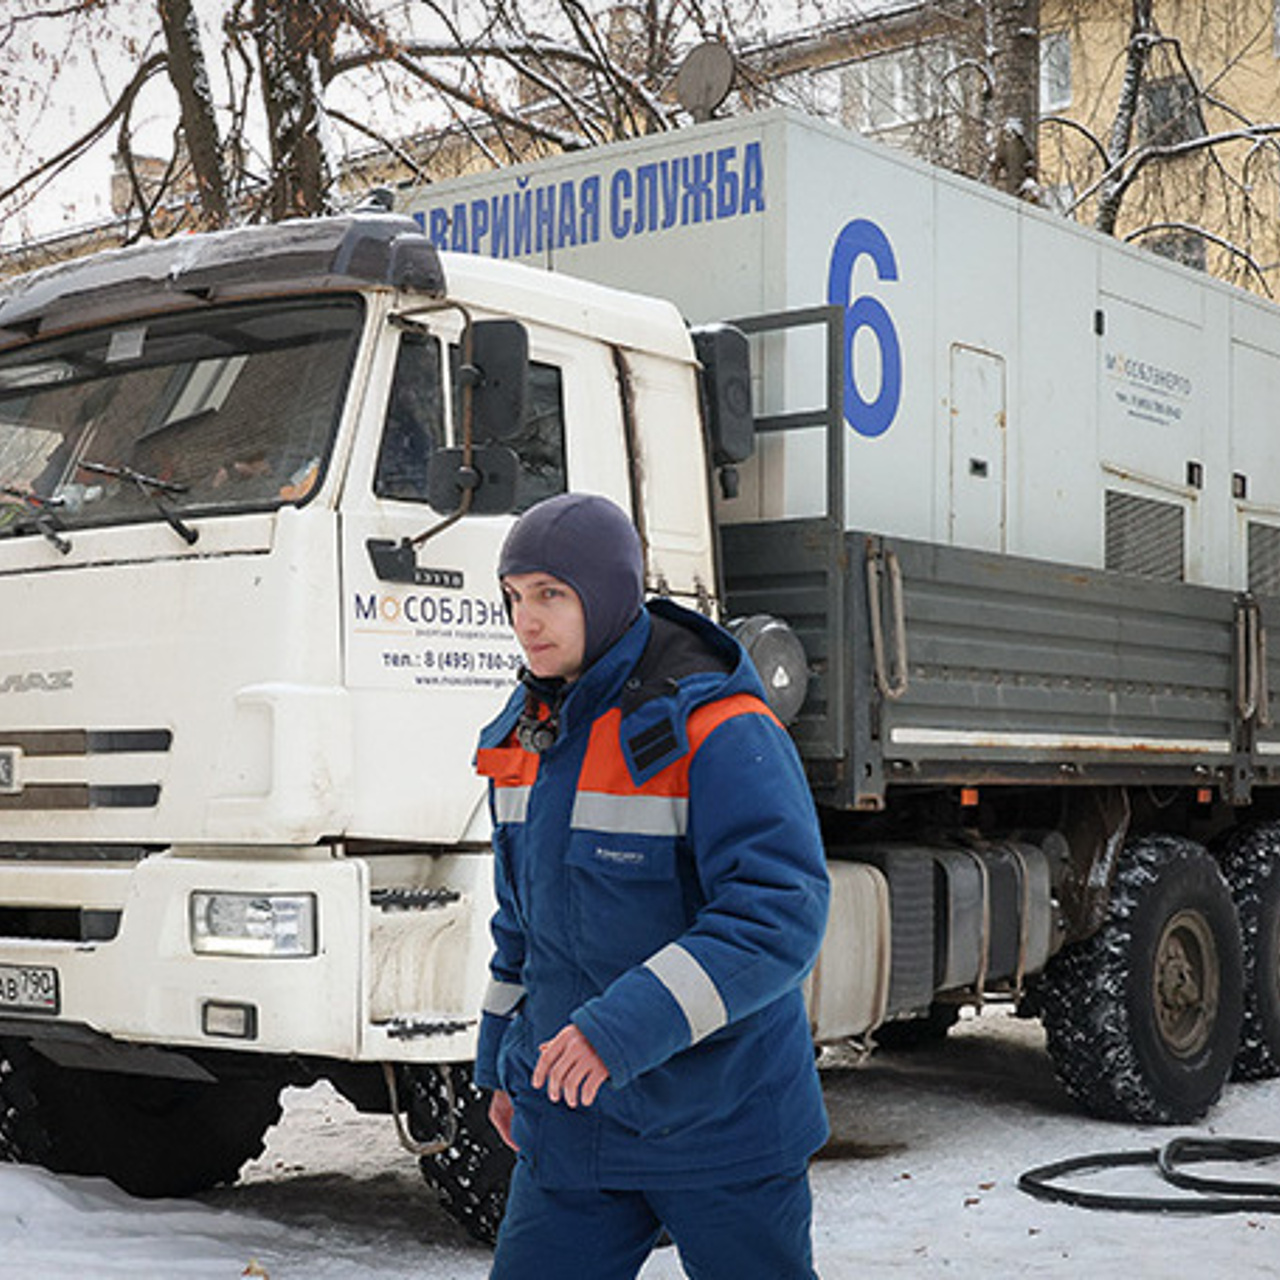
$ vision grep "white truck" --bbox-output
[1,108,1279,1242]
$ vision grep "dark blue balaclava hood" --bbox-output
[499,493,645,669]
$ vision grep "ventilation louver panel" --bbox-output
[1248,521,1280,597]
[1104,489,1185,582]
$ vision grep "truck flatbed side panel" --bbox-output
[724,518,1243,806]
[875,534,1235,778]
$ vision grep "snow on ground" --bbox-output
[2,1009,1279,1278]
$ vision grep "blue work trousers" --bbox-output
[489,1161,818,1279]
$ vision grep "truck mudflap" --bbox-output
[0,850,494,1063]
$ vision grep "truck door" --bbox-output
[337,313,571,845]
[949,343,1007,553]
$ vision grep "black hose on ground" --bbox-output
[1018,1137,1280,1213]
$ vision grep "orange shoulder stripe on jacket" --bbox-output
[576,695,780,797]
[686,693,780,750]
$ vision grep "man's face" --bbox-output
[502,571,587,682]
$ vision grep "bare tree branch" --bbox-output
[1041,113,1111,171]
[329,2,595,155]
[328,27,673,141]
[1096,0,1157,234]
[327,106,430,186]
[0,50,167,207]
[1078,120,1280,223]
[1124,218,1271,293]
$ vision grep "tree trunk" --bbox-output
[157,0,229,226]
[1096,0,1155,236]
[253,0,336,220]
[988,0,1041,198]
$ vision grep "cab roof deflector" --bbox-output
[0,214,445,347]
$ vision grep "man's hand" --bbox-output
[488,1088,518,1151]
[532,1024,610,1108]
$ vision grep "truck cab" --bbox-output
[0,213,718,1236]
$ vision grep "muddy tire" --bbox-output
[1215,822,1280,1080]
[1039,834,1243,1124]
[0,1037,282,1196]
[405,1062,513,1246]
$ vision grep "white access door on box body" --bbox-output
[948,344,1007,553]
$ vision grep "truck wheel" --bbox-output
[404,1062,514,1246]
[1039,833,1243,1124]
[0,1037,282,1196]
[1215,822,1280,1080]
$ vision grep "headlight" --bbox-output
[190,892,317,957]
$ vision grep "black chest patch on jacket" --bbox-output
[627,717,681,775]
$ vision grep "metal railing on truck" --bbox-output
[716,305,850,790]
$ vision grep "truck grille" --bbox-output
[0,906,122,942]
[0,729,170,812]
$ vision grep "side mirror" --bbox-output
[460,319,528,441]
[692,324,754,466]
[426,444,519,515]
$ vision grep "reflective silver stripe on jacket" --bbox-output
[644,942,727,1044]
[482,978,526,1018]
[570,791,689,837]
[493,786,531,824]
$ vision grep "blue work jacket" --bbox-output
[474,599,830,1189]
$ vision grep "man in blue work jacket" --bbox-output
[475,492,830,1279]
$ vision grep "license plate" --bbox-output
[0,963,59,1014]
[0,746,17,795]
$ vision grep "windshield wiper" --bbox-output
[1,485,71,554]
[77,460,199,546]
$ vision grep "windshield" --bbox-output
[0,296,363,542]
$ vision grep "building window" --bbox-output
[1139,75,1205,147]
[1040,30,1072,112]
[779,63,843,123]
[842,42,954,134]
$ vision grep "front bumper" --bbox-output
[0,850,494,1064]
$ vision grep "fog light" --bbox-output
[190,892,317,957]
[202,1000,258,1039]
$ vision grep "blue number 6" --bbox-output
[828,219,902,439]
